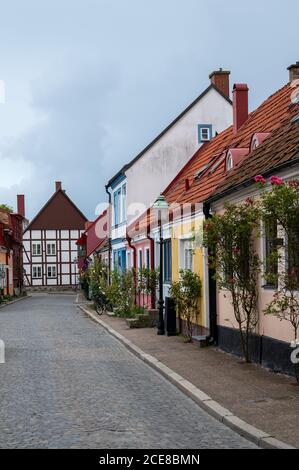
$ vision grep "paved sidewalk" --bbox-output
[82,305,299,448]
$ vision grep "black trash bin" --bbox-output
[165,296,177,337]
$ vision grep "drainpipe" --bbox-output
[126,233,137,304]
[146,208,156,309]
[203,202,218,345]
[105,184,112,281]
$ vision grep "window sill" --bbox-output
[262,285,278,291]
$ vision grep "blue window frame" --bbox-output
[163,239,172,283]
[113,248,127,272]
[198,124,213,144]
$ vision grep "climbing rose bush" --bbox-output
[258,176,299,342]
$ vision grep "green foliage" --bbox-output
[106,269,136,317]
[260,180,299,340]
[169,269,201,342]
[203,200,262,362]
[89,257,108,296]
[137,267,159,296]
[0,204,13,213]
[79,270,90,299]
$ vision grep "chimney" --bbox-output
[55,181,62,192]
[209,68,231,99]
[288,62,299,82]
[17,195,25,217]
[233,84,249,134]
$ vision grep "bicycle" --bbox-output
[92,292,112,316]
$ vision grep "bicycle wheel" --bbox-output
[95,302,103,316]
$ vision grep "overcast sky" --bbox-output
[0,0,298,220]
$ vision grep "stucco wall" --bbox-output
[171,216,207,328]
[213,172,299,345]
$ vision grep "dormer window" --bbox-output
[250,133,271,152]
[198,125,213,143]
[226,153,233,171]
[251,137,259,151]
[226,148,249,172]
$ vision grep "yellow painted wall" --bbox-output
[171,216,207,328]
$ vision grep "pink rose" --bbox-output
[254,175,266,184]
[270,176,284,186]
[245,198,254,205]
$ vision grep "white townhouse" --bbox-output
[106,68,233,271]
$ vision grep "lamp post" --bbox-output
[153,195,169,336]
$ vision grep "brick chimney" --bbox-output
[17,195,25,217]
[209,68,231,99]
[55,181,62,192]
[233,84,249,134]
[288,62,299,82]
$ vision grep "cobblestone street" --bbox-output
[0,294,256,449]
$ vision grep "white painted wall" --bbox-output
[126,87,232,225]
[23,229,83,287]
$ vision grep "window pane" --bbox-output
[288,225,299,288]
[265,218,278,286]
[163,240,172,283]
[146,249,150,269]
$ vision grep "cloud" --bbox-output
[0,0,298,220]
[0,54,121,218]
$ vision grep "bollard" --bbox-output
[0,339,5,364]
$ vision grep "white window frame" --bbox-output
[121,183,127,223]
[47,265,57,278]
[32,243,41,256]
[200,127,211,142]
[180,239,194,271]
[226,154,233,171]
[46,243,56,256]
[32,265,42,279]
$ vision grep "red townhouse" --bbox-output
[0,195,27,297]
[76,210,110,272]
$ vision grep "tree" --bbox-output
[169,269,201,342]
[259,177,299,342]
[204,200,261,363]
[0,204,13,212]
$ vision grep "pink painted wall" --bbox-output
[132,238,155,309]
[215,199,295,344]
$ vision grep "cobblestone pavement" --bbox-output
[0,294,256,449]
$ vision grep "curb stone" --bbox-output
[78,305,295,450]
[0,295,31,310]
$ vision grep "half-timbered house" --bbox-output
[23,182,87,289]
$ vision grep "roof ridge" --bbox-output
[24,188,87,232]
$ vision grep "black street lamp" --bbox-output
[153,195,169,336]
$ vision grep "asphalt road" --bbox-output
[0,294,256,449]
